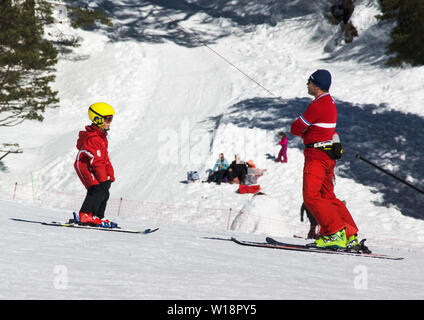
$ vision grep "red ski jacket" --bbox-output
[74,125,115,189]
[290,93,337,161]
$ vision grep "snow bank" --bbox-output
[230,192,291,237]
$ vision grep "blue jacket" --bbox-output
[213,159,229,171]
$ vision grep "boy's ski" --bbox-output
[230,237,404,260]
[42,221,158,234]
[11,218,158,234]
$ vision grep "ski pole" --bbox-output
[355,154,424,195]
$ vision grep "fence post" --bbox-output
[227,208,232,230]
[13,182,17,200]
[117,197,123,216]
[30,172,36,202]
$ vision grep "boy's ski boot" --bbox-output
[78,212,101,226]
[99,218,118,229]
[68,212,80,224]
[307,229,347,250]
[71,212,118,228]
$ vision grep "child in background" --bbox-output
[276,132,288,163]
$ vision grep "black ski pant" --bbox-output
[79,181,111,219]
[227,168,247,184]
[208,169,227,184]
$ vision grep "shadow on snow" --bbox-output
[67,0,323,47]
[66,0,391,66]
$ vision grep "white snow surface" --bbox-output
[2,199,423,300]
[1,0,424,299]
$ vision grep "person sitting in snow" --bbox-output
[276,132,288,163]
[227,154,248,185]
[207,153,229,185]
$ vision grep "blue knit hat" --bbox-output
[308,69,332,91]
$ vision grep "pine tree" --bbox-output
[379,0,401,20]
[379,0,424,66]
[67,5,113,29]
[0,0,59,127]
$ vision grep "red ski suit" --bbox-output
[74,125,115,189]
[290,93,358,238]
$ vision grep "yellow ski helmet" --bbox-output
[88,102,115,129]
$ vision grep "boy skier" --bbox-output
[74,102,116,227]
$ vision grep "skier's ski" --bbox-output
[267,237,371,254]
[42,221,160,234]
[41,221,137,233]
[143,227,159,234]
[11,218,158,234]
[42,221,159,234]
[230,237,404,260]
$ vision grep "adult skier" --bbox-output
[290,69,358,249]
[74,102,116,227]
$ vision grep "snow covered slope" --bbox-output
[1,0,424,299]
[2,199,423,300]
